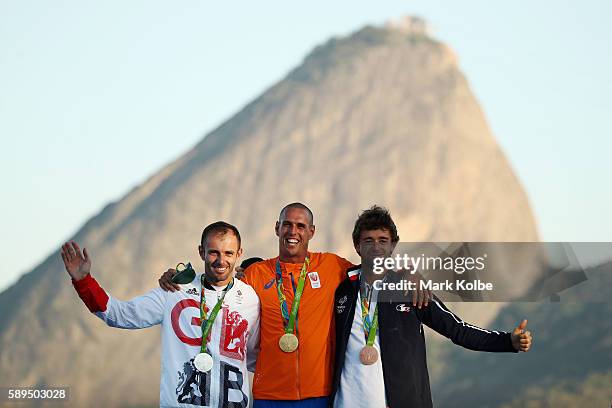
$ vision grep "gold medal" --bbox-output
[275,258,309,353]
[278,333,299,353]
[359,345,379,365]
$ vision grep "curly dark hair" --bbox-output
[352,205,399,246]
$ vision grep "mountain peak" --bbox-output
[0,21,538,407]
[385,15,431,35]
[288,20,449,86]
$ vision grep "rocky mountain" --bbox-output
[0,21,540,407]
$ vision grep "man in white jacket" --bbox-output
[61,221,260,408]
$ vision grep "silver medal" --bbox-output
[193,352,214,372]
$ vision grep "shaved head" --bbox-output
[279,202,314,225]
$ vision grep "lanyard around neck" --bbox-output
[275,257,310,335]
[360,279,379,346]
[200,275,234,353]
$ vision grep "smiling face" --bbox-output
[199,231,243,286]
[275,207,315,263]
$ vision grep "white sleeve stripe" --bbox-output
[431,298,499,334]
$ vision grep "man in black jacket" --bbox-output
[331,206,532,408]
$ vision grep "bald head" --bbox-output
[279,202,314,226]
[276,202,315,263]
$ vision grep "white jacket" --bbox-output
[73,273,260,407]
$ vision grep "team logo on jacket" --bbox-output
[308,271,321,289]
[396,304,411,313]
[264,278,275,290]
[336,295,348,314]
[176,357,211,405]
[219,308,248,360]
[235,289,243,305]
[176,358,248,407]
[170,301,248,356]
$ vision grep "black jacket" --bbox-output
[330,267,517,407]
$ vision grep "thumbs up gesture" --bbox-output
[511,319,532,352]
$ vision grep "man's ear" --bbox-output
[309,224,316,239]
[354,242,361,257]
[391,241,398,253]
[275,221,280,237]
[237,247,243,259]
[198,245,205,260]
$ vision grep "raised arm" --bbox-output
[414,295,532,353]
[61,241,165,329]
[61,240,91,281]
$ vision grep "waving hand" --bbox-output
[60,241,91,281]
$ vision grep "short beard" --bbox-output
[204,265,232,284]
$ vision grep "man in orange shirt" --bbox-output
[241,203,353,407]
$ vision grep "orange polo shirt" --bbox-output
[243,252,354,400]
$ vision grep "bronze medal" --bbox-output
[278,333,299,353]
[359,345,379,365]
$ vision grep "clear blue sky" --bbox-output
[1,0,611,291]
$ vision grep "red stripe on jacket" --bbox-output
[72,274,109,313]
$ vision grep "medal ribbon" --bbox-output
[275,257,310,335]
[200,276,234,353]
[360,281,379,346]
